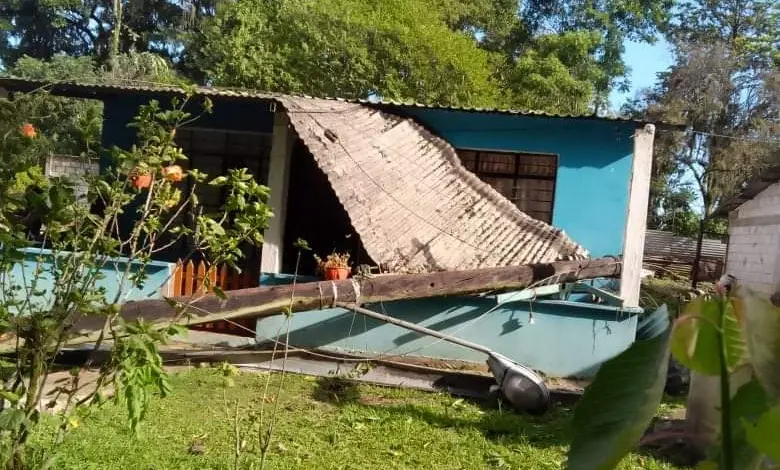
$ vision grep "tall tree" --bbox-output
[518,0,673,111]
[2,1,672,114]
[630,0,779,286]
[188,0,503,106]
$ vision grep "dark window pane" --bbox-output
[477,152,516,175]
[455,149,557,223]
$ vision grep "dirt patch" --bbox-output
[640,417,707,468]
[358,395,405,407]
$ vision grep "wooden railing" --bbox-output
[172,260,258,337]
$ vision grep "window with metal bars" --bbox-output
[457,149,558,223]
[173,127,273,269]
[175,127,272,212]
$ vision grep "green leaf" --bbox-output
[0,390,20,404]
[734,287,780,397]
[670,297,745,376]
[743,405,780,461]
[566,306,671,470]
[719,379,771,469]
[0,409,27,431]
[209,176,228,186]
[294,238,311,251]
[212,286,226,300]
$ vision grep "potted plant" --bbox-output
[130,167,152,189]
[315,251,351,280]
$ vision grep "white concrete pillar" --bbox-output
[260,111,295,274]
[620,124,655,307]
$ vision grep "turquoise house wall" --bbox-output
[401,109,637,258]
[254,111,641,379]
[255,296,639,379]
[2,248,173,312]
[95,95,643,377]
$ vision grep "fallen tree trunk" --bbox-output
[71,257,622,335]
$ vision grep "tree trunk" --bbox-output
[690,216,706,288]
[10,257,623,349]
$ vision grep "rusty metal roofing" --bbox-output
[0,77,683,127]
[277,95,588,271]
[644,229,727,262]
[715,165,780,216]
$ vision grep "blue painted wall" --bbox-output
[402,109,636,258]
[2,248,173,312]
[256,296,640,378]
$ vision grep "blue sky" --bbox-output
[609,37,675,111]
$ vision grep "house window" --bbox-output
[176,127,272,212]
[457,149,558,223]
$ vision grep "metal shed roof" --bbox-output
[715,165,780,216]
[0,77,683,128]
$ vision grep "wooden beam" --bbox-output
[620,124,655,307]
[65,257,621,337]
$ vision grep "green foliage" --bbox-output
[567,284,780,469]
[519,0,673,108]
[0,91,271,468]
[671,297,745,375]
[190,0,501,106]
[734,287,780,398]
[1,1,674,115]
[19,369,684,469]
[725,379,770,469]
[566,307,671,470]
[505,31,605,115]
[110,319,174,433]
[743,405,780,461]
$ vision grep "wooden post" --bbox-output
[260,111,295,274]
[63,257,622,339]
[620,124,655,308]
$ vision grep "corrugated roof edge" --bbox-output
[715,165,780,216]
[0,77,685,129]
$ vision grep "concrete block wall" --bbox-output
[726,181,780,295]
[45,155,99,201]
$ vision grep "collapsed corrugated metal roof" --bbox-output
[277,96,588,272]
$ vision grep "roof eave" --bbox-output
[0,77,685,129]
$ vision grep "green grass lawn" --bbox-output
[26,368,686,470]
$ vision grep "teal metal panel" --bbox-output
[2,248,173,312]
[402,109,636,257]
[256,295,639,379]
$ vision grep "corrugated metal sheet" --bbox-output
[277,96,588,272]
[715,165,780,215]
[0,77,683,127]
[643,229,727,262]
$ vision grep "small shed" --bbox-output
[717,166,780,295]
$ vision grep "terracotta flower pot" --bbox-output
[324,266,350,280]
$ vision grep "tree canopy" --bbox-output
[625,0,779,283]
[0,0,674,114]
